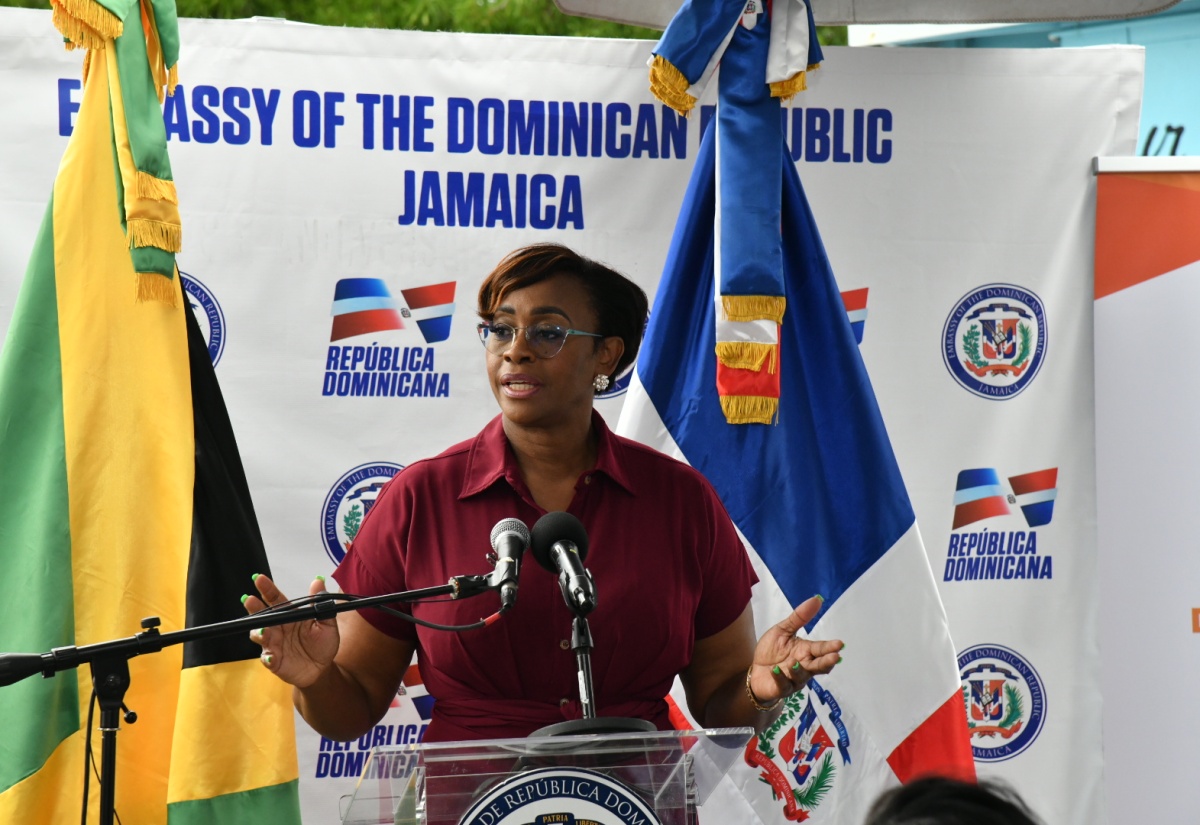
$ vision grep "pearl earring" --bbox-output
[592,374,611,392]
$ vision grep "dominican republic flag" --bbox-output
[620,7,973,821]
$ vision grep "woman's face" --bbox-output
[485,274,623,433]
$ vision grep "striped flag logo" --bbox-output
[841,287,869,344]
[952,468,1012,529]
[330,278,405,341]
[400,281,457,343]
[1008,468,1058,527]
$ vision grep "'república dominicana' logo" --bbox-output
[323,278,456,399]
[958,644,1046,762]
[321,462,404,565]
[457,767,662,825]
[942,284,1047,399]
[744,679,851,821]
[180,271,225,365]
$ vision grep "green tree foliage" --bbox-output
[4,0,847,44]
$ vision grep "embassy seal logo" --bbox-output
[958,644,1046,762]
[942,284,1046,399]
[323,278,455,399]
[744,679,851,821]
[321,462,403,565]
[944,467,1058,583]
[180,271,225,365]
[458,767,662,825]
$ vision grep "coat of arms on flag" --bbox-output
[621,2,975,821]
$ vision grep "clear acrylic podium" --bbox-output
[338,728,754,825]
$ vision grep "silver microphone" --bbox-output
[489,518,530,610]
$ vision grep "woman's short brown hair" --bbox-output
[477,244,649,378]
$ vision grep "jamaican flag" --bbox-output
[0,3,300,822]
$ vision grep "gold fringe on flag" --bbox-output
[770,62,822,100]
[715,341,777,373]
[136,171,178,204]
[720,395,778,426]
[769,71,807,100]
[52,2,107,51]
[167,63,179,97]
[135,271,179,306]
[721,295,786,324]
[127,218,182,252]
[50,0,122,45]
[649,55,698,117]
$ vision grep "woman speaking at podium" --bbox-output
[245,244,843,742]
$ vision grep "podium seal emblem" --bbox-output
[457,767,663,825]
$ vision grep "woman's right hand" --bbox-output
[244,574,341,689]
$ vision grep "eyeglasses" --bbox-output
[477,321,604,359]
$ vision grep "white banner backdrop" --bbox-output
[0,9,1142,824]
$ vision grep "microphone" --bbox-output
[489,518,530,610]
[530,511,596,617]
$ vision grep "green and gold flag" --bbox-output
[0,3,301,822]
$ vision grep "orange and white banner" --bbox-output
[1094,157,1200,825]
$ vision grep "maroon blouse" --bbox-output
[334,412,756,742]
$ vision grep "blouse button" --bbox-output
[559,698,570,708]
[559,639,570,650]
[583,475,592,485]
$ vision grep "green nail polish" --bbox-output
[791,662,801,671]
[256,628,264,637]
[772,665,781,675]
[315,575,326,582]
[814,594,825,602]
[264,654,272,665]
[240,594,249,604]
[252,573,262,582]
[837,656,844,665]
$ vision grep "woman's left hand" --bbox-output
[748,595,844,706]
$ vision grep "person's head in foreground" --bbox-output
[863,776,1043,825]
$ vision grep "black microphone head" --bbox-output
[530,511,589,572]
[490,517,530,551]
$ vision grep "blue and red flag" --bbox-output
[400,281,457,344]
[330,277,404,341]
[1008,468,1058,528]
[953,468,1012,529]
[620,3,973,819]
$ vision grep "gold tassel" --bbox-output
[769,71,808,101]
[51,0,122,43]
[720,396,778,426]
[82,48,94,83]
[127,219,182,252]
[721,295,786,324]
[135,272,178,306]
[167,64,179,97]
[52,3,108,51]
[136,171,178,204]
[715,341,775,372]
[649,55,697,117]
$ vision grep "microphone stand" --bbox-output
[532,577,654,738]
[0,575,496,825]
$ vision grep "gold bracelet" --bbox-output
[745,665,781,712]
